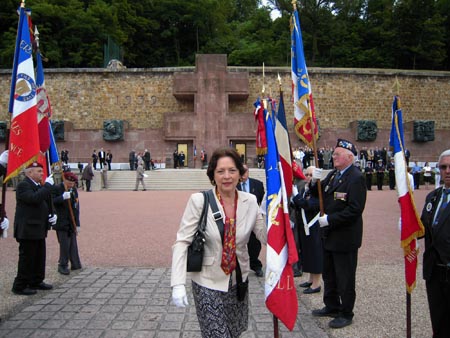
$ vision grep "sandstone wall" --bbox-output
[0,66,449,165]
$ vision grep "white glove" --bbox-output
[292,184,299,197]
[0,150,8,165]
[62,192,71,200]
[48,214,57,225]
[172,285,188,307]
[318,214,329,227]
[312,168,323,181]
[45,175,54,185]
[0,218,9,230]
[77,227,80,233]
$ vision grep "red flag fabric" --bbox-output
[36,50,52,153]
[5,7,40,182]
[254,98,267,155]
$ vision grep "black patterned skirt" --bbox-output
[192,279,248,338]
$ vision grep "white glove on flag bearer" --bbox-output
[48,214,57,225]
[172,285,188,307]
[62,192,71,200]
[312,168,323,181]
[318,214,329,227]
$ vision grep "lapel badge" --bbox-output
[426,202,432,212]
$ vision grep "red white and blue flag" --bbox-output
[291,9,318,148]
[5,5,40,182]
[264,102,298,330]
[389,96,425,293]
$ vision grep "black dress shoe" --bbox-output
[303,286,321,294]
[311,307,340,318]
[329,317,352,329]
[293,270,303,277]
[58,266,70,275]
[12,287,37,296]
[255,269,264,277]
[299,281,312,288]
[30,282,53,290]
[71,266,82,271]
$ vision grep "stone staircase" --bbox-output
[103,168,267,191]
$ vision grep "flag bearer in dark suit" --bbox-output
[420,149,450,338]
[12,162,57,296]
[52,171,82,275]
[237,165,265,277]
[309,139,367,329]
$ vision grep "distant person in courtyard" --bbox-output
[82,163,94,192]
[171,147,266,337]
[134,161,147,191]
[420,149,450,338]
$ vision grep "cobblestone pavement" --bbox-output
[0,268,326,338]
[0,187,433,337]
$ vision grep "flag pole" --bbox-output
[393,76,411,338]
[2,0,28,236]
[263,64,280,338]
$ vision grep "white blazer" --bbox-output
[171,190,267,291]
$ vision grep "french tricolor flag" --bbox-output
[5,5,40,182]
[389,96,425,293]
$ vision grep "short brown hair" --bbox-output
[206,147,246,184]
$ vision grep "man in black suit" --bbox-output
[98,148,106,169]
[12,162,57,296]
[237,164,265,277]
[420,149,450,338]
[310,139,367,329]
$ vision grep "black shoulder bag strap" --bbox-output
[198,191,209,233]
[206,189,244,284]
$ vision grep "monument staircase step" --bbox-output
[103,168,267,191]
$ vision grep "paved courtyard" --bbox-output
[0,187,434,337]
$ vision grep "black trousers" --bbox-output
[13,239,46,290]
[85,180,91,192]
[323,249,358,319]
[426,266,450,338]
[247,232,262,271]
[365,175,372,190]
[56,230,82,269]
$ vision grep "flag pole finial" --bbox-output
[277,73,282,92]
[35,26,40,49]
[392,76,401,95]
[292,0,297,10]
[262,62,265,96]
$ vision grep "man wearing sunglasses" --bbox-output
[420,149,450,338]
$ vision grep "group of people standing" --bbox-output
[92,148,113,170]
[129,149,153,171]
[171,141,450,337]
[9,162,82,296]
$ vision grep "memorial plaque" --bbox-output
[356,120,377,141]
[103,120,124,141]
[413,120,434,142]
[0,122,7,141]
[52,120,65,141]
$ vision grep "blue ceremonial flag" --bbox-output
[48,122,60,165]
[291,9,318,147]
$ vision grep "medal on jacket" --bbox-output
[426,202,432,212]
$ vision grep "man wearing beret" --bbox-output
[52,171,82,275]
[12,162,57,296]
[309,139,367,328]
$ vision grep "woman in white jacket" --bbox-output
[171,147,266,338]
